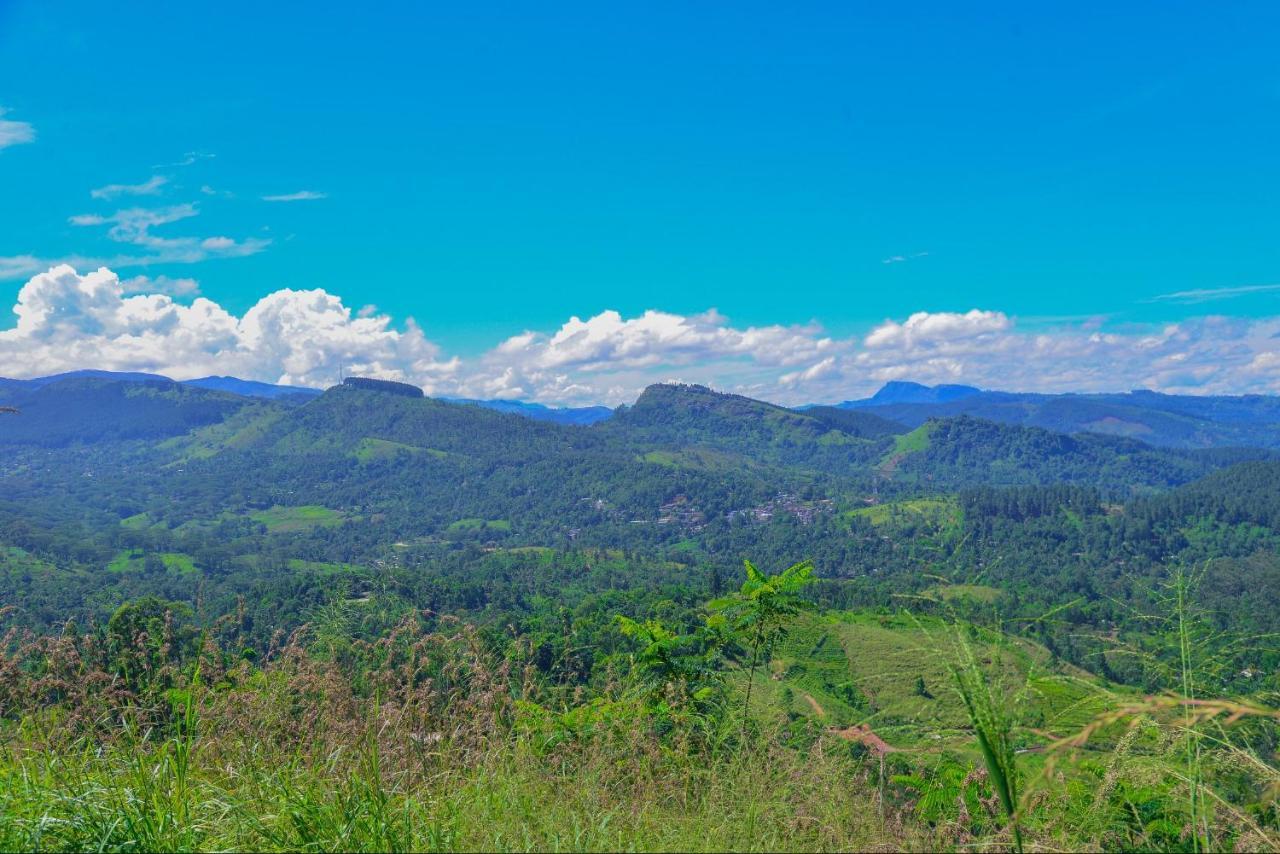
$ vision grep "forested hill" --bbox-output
[0,377,254,445]
[2,374,1280,697]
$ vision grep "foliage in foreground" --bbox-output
[0,561,1276,852]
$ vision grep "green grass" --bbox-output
[250,505,344,532]
[0,735,911,853]
[107,549,144,573]
[638,447,751,471]
[0,545,62,581]
[160,553,198,575]
[106,551,200,575]
[755,611,1113,750]
[892,423,935,455]
[160,406,285,461]
[846,497,961,534]
[353,437,449,462]
[923,583,1003,604]
[285,558,365,575]
[0,603,1273,852]
[446,518,512,533]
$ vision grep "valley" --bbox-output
[0,372,1278,850]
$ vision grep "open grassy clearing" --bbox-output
[353,437,451,462]
[754,611,1113,751]
[249,505,345,532]
[105,550,200,575]
[446,518,512,533]
[922,583,1003,604]
[846,497,961,531]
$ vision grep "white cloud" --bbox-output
[262,191,327,202]
[154,151,215,168]
[493,309,833,372]
[882,251,929,265]
[0,265,457,388]
[0,255,48,280]
[863,309,1011,350]
[0,108,34,151]
[119,275,200,296]
[90,176,169,200]
[779,357,839,387]
[848,310,1280,400]
[472,309,839,404]
[64,204,271,267]
[5,267,1280,405]
[1152,283,1280,304]
[70,204,198,246]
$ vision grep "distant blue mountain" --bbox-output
[844,380,983,407]
[0,370,615,425]
[20,369,174,388]
[829,382,1280,449]
[0,370,320,401]
[444,398,614,425]
[186,376,322,400]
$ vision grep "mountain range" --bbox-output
[2,368,1278,674]
[825,380,1280,449]
[5,369,1280,448]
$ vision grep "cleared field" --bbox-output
[353,437,450,462]
[446,518,512,533]
[106,550,199,575]
[847,497,958,526]
[923,583,1003,603]
[250,505,345,532]
[748,610,1113,752]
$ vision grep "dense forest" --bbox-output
[1,375,1278,850]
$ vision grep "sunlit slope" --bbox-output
[743,610,1113,751]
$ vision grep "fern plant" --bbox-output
[709,558,815,737]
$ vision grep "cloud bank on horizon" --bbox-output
[3,265,1279,406]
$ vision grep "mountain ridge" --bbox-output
[7,370,1280,447]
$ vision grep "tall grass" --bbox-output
[905,565,1280,853]
[1,596,1276,851]
[945,621,1025,852]
[0,617,919,852]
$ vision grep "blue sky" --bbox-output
[2,2,1279,403]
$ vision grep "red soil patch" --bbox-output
[829,723,897,755]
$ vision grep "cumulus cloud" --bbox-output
[0,108,35,151]
[119,274,201,296]
[493,309,833,372]
[0,266,457,388]
[863,309,1010,350]
[90,176,169,200]
[262,190,327,202]
[848,311,1280,399]
[473,309,840,405]
[4,267,1280,404]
